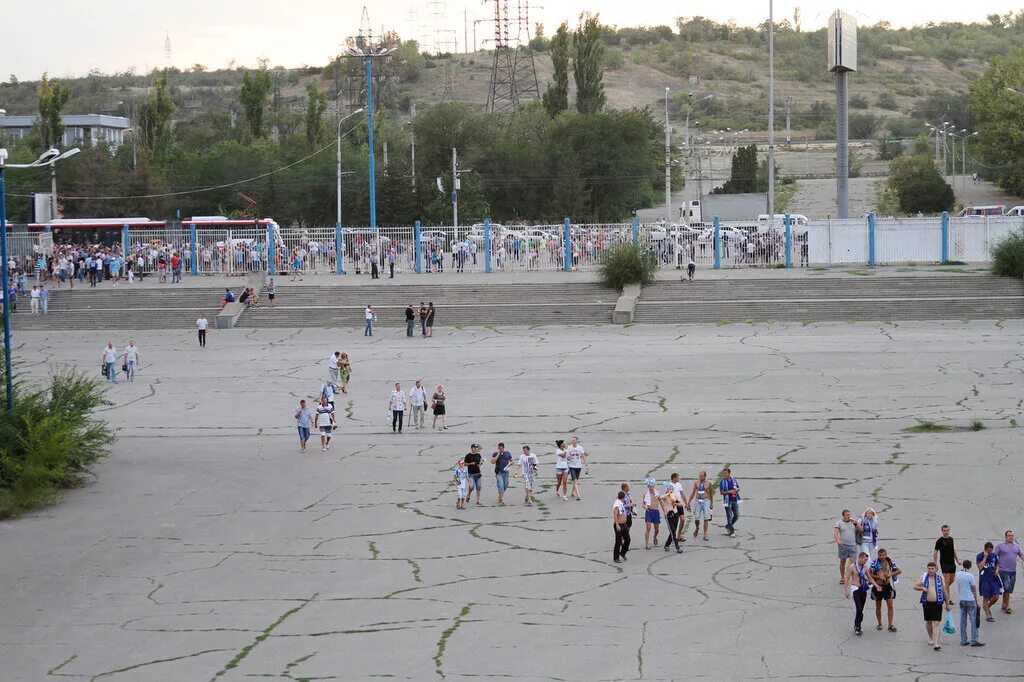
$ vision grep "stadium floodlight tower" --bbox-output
[829,10,857,219]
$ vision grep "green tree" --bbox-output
[887,154,955,214]
[36,74,72,149]
[305,83,328,149]
[238,66,273,139]
[969,47,1024,196]
[717,145,761,193]
[543,22,570,117]
[136,71,176,159]
[573,14,606,114]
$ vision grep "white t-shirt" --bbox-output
[566,445,585,468]
[518,453,538,475]
[365,307,373,320]
[316,404,335,428]
[554,448,569,470]
[389,390,406,411]
[196,318,208,330]
[320,384,336,404]
[672,482,685,506]
[328,355,339,370]
[409,386,426,406]
[30,288,40,300]
[124,346,139,363]
[102,346,117,363]
[613,499,625,520]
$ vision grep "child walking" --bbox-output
[453,459,469,510]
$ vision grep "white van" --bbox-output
[1004,206,1024,217]
[756,214,808,234]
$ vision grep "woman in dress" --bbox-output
[338,353,351,394]
[553,439,569,500]
[977,542,1002,622]
[431,384,447,429]
[860,508,879,560]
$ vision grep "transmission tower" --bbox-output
[486,0,518,115]
[512,0,539,103]
[441,60,456,102]
[344,7,396,112]
[164,33,172,67]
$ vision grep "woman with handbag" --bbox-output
[431,385,447,430]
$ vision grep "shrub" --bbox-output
[0,363,113,518]
[604,48,625,71]
[598,242,658,290]
[992,227,1024,278]
[876,92,898,110]
[849,94,870,109]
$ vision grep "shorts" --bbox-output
[922,601,943,622]
[495,471,510,494]
[693,499,711,521]
[644,509,661,524]
[940,563,956,576]
[838,544,858,560]
[555,466,569,476]
[319,425,333,435]
[568,467,582,481]
[297,427,310,441]
[1001,571,1016,594]
[456,484,468,498]
[468,474,482,490]
[522,473,535,491]
[871,584,895,601]
[268,293,275,300]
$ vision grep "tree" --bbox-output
[887,154,954,214]
[136,72,175,159]
[543,22,570,117]
[37,74,72,149]
[573,14,606,114]
[305,83,328,149]
[238,66,273,139]
[969,47,1024,196]
[717,145,761,194]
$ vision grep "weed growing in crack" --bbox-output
[903,420,951,434]
[970,420,986,431]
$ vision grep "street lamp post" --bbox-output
[49,148,81,221]
[346,46,396,232]
[1,147,70,412]
[336,106,365,243]
[683,94,713,151]
[767,0,776,224]
[665,87,672,225]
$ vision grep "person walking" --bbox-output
[364,305,375,336]
[463,443,483,505]
[291,249,304,281]
[30,285,40,314]
[38,285,48,315]
[835,509,862,585]
[669,472,688,544]
[122,340,140,382]
[452,459,469,510]
[845,551,879,636]
[641,478,661,550]
[976,542,1002,621]
[955,560,985,647]
[516,445,538,506]
[660,481,683,553]
[871,548,901,632]
[425,302,435,338]
[612,489,630,564]
[914,562,948,650]
[387,249,396,279]
[719,468,740,538]
[431,384,447,430]
[994,529,1024,615]
[553,439,570,500]
[316,396,336,452]
[328,352,341,383]
[388,382,408,433]
[419,301,428,336]
[294,399,313,452]
[933,525,961,606]
[101,341,118,383]
[196,314,208,347]
[491,442,513,506]
[405,304,415,337]
[266,278,276,307]
[409,380,427,428]
[690,470,714,541]
[621,482,635,534]
[860,508,880,560]
[566,436,589,500]
[338,353,351,394]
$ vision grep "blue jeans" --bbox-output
[126,360,136,381]
[297,426,310,442]
[495,471,509,494]
[724,499,740,533]
[105,362,117,382]
[407,319,415,337]
[364,319,373,336]
[960,601,979,644]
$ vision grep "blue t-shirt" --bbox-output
[954,570,977,602]
[295,408,312,429]
[493,451,513,474]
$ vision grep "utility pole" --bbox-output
[451,147,462,232]
[767,0,776,223]
[410,103,417,193]
[784,95,793,145]
[665,87,672,225]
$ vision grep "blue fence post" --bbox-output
[414,221,422,274]
[334,223,343,274]
[868,212,876,267]
[785,213,793,269]
[266,223,275,276]
[713,216,721,270]
[121,225,129,259]
[632,216,639,244]
[563,218,572,272]
[484,219,492,273]
[188,222,198,275]
[941,211,949,264]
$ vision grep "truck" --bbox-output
[680,193,768,224]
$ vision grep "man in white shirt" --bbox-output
[30,285,40,314]
[409,380,427,429]
[196,315,209,347]
[316,396,336,452]
[566,436,589,501]
[388,382,408,433]
[327,352,340,382]
[123,340,141,382]
[101,342,118,382]
[613,490,630,563]
[364,305,374,337]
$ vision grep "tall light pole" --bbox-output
[665,87,672,225]
[767,0,776,222]
[49,148,80,221]
[684,94,713,151]
[346,45,395,231]
[337,107,365,235]
[1,147,65,412]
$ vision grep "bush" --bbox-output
[604,48,625,71]
[598,242,658,290]
[0,363,113,518]
[992,228,1024,278]
[876,92,898,110]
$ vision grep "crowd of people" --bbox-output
[836,511,1024,649]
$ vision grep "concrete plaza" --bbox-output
[1,319,1022,680]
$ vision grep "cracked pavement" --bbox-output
[1,320,1023,680]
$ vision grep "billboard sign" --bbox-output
[828,10,858,72]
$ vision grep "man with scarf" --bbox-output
[914,562,949,650]
[844,551,880,635]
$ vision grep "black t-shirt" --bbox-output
[464,452,482,476]
[405,307,415,321]
[935,536,955,565]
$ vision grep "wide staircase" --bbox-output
[9,286,226,331]
[634,274,1024,324]
[235,282,616,328]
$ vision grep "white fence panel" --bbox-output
[807,219,868,265]
[875,218,942,264]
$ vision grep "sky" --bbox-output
[1,0,1019,80]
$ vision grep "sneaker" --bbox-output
[971,642,986,647]
[613,558,622,563]
[321,447,326,452]
[562,495,568,501]
[729,533,737,538]
[855,628,862,636]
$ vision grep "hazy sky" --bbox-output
[2,0,1018,79]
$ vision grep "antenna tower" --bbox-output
[164,33,172,67]
[441,61,456,102]
[512,0,540,104]
[486,0,518,115]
